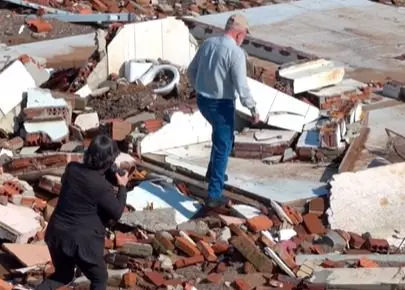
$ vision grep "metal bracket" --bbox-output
[25,12,139,23]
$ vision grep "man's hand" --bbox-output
[251,113,260,124]
[116,172,129,187]
[250,107,260,124]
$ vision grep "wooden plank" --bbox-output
[338,112,370,173]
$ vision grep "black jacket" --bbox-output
[45,162,127,263]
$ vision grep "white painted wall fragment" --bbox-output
[235,78,320,132]
[24,120,69,142]
[328,162,405,245]
[278,59,345,94]
[107,17,198,75]
[0,203,42,243]
[74,112,99,132]
[0,60,36,117]
[140,111,212,154]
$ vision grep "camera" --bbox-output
[110,164,126,177]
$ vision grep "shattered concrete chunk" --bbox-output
[0,203,42,243]
[177,220,209,235]
[74,112,99,132]
[218,226,231,242]
[119,242,153,258]
[119,208,177,232]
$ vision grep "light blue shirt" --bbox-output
[187,35,256,110]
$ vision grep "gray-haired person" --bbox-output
[187,14,259,209]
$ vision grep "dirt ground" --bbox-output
[0,8,95,45]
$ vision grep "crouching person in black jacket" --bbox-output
[36,134,129,290]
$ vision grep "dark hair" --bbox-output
[84,134,119,170]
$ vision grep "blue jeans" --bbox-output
[197,95,234,201]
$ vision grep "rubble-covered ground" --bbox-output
[1,1,405,290]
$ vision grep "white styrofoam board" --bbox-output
[0,60,36,116]
[140,111,212,154]
[328,162,405,246]
[107,17,197,75]
[26,88,67,108]
[235,78,320,132]
[126,181,201,224]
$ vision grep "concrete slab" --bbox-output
[366,104,405,151]
[328,162,405,246]
[297,254,405,265]
[125,181,201,224]
[308,79,367,99]
[153,143,330,203]
[278,59,345,94]
[311,267,405,286]
[193,0,405,78]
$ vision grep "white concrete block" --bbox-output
[278,59,345,94]
[328,162,405,245]
[0,203,42,243]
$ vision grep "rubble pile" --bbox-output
[0,6,403,290]
[87,71,194,120]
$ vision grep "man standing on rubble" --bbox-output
[187,14,259,209]
[36,135,129,290]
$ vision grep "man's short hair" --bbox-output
[225,14,249,33]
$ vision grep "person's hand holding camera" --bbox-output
[116,171,129,187]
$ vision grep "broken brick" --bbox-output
[364,238,389,253]
[206,273,222,284]
[321,259,345,268]
[115,231,137,248]
[282,205,303,225]
[2,181,24,196]
[302,214,326,235]
[0,279,12,290]
[216,262,227,273]
[174,255,204,269]
[358,258,379,268]
[1,137,24,151]
[144,271,164,287]
[218,214,246,226]
[231,236,273,273]
[348,232,365,249]
[162,279,183,287]
[105,238,114,249]
[229,224,255,244]
[246,215,273,232]
[175,236,201,257]
[26,18,53,33]
[243,262,257,274]
[233,279,251,290]
[121,272,137,288]
[152,232,175,254]
[197,240,217,262]
[308,197,325,216]
[212,242,229,254]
